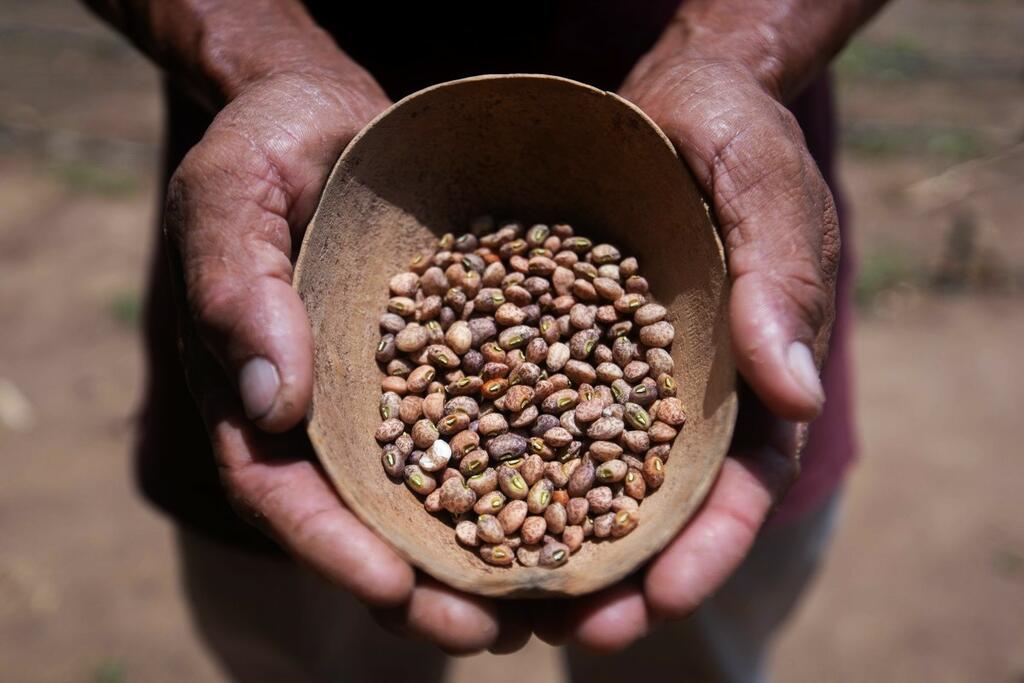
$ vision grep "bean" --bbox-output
[404,465,436,496]
[375,419,404,444]
[497,499,528,534]
[480,543,514,566]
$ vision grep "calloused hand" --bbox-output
[164,71,530,655]
[532,60,839,652]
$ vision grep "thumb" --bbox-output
[165,134,312,433]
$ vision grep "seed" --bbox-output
[486,433,528,462]
[376,334,397,363]
[540,541,570,568]
[420,439,452,472]
[566,497,589,525]
[474,490,507,516]
[521,516,547,545]
[476,514,505,544]
[563,526,584,554]
[544,501,567,534]
[438,477,477,514]
[381,444,406,477]
[527,479,553,514]
[404,464,436,496]
[593,277,624,301]
[498,499,528,534]
[466,467,498,496]
[648,421,679,443]
[455,520,479,547]
[590,243,621,264]
[567,458,596,498]
[480,543,514,566]
[563,236,592,253]
[593,512,615,538]
[424,490,442,513]
[639,321,674,348]
[460,449,491,477]
[478,412,509,437]
[410,419,438,449]
[656,397,687,427]
[610,509,639,538]
[388,296,415,316]
[642,456,665,489]
[634,303,667,326]
[624,403,651,431]
[379,392,401,421]
[623,430,651,454]
[381,375,408,395]
[596,459,628,483]
[504,384,536,412]
[586,486,613,515]
[589,440,623,462]
[587,416,624,441]
[516,544,542,567]
[375,419,404,444]
[497,465,529,500]
[482,378,509,398]
[399,395,424,424]
[541,388,579,414]
[624,468,647,500]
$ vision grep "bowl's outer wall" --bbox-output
[294,75,737,597]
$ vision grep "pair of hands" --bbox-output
[165,55,838,654]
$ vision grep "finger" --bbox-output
[630,65,839,420]
[488,601,533,655]
[165,135,313,433]
[565,579,653,653]
[205,408,415,608]
[644,448,796,620]
[372,577,501,655]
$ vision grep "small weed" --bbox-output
[51,162,138,198]
[842,123,990,161]
[93,659,126,683]
[108,290,141,327]
[837,39,933,81]
[992,549,1024,579]
[855,249,924,309]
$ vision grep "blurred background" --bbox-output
[1,1,1022,681]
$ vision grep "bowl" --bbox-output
[293,74,736,598]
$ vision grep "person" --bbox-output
[83,1,886,680]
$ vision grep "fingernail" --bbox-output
[238,357,280,420]
[787,342,825,410]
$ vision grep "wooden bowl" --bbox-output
[293,74,736,598]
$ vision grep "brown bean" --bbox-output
[649,420,679,443]
[563,526,584,554]
[521,516,547,545]
[642,455,665,489]
[375,419,405,443]
[467,468,498,496]
[567,458,596,497]
[498,499,528,534]
[586,486,613,515]
[455,520,479,547]
[438,477,477,514]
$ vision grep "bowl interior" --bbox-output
[294,74,736,597]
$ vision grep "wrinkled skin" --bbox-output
[86,0,882,656]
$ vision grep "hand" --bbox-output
[164,71,530,654]
[533,59,839,651]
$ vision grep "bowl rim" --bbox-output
[293,73,736,597]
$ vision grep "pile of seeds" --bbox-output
[374,218,685,568]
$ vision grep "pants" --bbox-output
[178,492,840,683]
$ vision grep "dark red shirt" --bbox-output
[139,2,855,551]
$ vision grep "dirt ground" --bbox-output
[1,1,1022,681]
